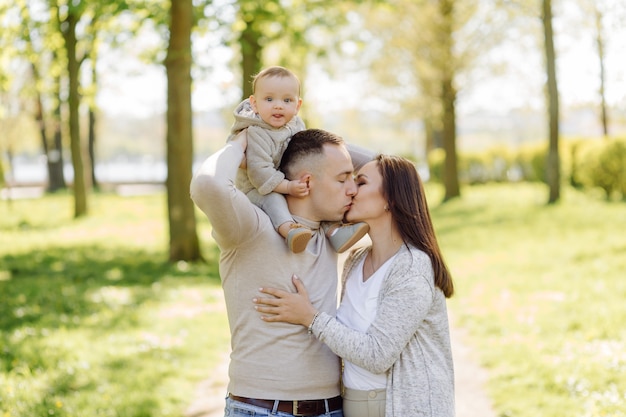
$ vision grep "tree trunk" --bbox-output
[439,0,460,202]
[88,45,99,189]
[88,108,97,189]
[50,80,67,192]
[441,76,460,201]
[63,10,89,216]
[239,12,263,99]
[594,6,609,138]
[165,0,201,262]
[543,0,560,204]
[31,61,65,193]
[32,63,51,185]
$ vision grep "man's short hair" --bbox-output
[280,129,344,179]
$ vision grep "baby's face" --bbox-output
[250,76,302,128]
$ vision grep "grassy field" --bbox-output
[0,191,230,417]
[1,184,624,416]
[433,184,626,417]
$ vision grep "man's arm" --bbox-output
[190,133,260,249]
[347,143,375,171]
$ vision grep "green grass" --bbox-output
[429,183,626,417]
[1,184,624,417]
[0,192,229,417]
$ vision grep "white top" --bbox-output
[337,254,397,390]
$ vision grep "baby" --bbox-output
[227,66,368,253]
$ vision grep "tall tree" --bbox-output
[237,0,266,98]
[58,2,90,217]
[165,0,201,261]
[576,0,610,138]
[357,0,506,201]
[437,0,461,201]
[542,0,560,204]
[4,0,67,191]
[227,0,360,103]
[592,4,608,138]
[56,0,132,215]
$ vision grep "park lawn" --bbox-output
[0,192,229,417]
[1,183,624,417]
[431,183,626,417]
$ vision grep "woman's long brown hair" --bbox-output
[377,154,454,298]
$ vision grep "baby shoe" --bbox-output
[327,222,369,253]
[287,224,313,253]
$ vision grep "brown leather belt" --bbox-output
[229,394,342,416]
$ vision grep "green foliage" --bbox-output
[427,138,626,203]
[431,183,626,417]
[458,147,516,184]
[515,142,547,183]
[577,138,626,201]
[0,192,227,416]
[427,147,446,183]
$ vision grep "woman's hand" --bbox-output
[253,275,318,327]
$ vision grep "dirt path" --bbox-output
[449,315,497,417]
[184,314,497,417]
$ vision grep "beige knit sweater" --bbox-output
[190,142,341,400]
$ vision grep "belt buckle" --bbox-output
[293,399,316,416]
[292,400,301,416]
[293,400,304,416]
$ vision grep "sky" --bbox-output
[95,5,626,122]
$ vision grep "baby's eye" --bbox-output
[284,98,292,103]
[265,97,273,102]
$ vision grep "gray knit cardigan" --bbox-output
[311,245,456,416]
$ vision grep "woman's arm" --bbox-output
[254,253,436,374]
[255,275,319,327]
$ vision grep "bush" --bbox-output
[427,137,626,201]
[578,138,626,200]
[515,143,547,183]
[427,148,446,183]
[459,152,491,184]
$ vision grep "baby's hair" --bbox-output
[251,66,301,96]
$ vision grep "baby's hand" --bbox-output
[288,180,309,197]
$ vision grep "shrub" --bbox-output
[427,148,446,183]
[578,138,626,200]
[515,143,547,183]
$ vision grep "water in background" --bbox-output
[7,156,168,185]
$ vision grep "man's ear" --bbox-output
[300,173,312,189]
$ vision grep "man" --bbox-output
[190,128,371,417]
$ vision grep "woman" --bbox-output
[254,154,455,417]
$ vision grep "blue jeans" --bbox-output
[224,396,344,417]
